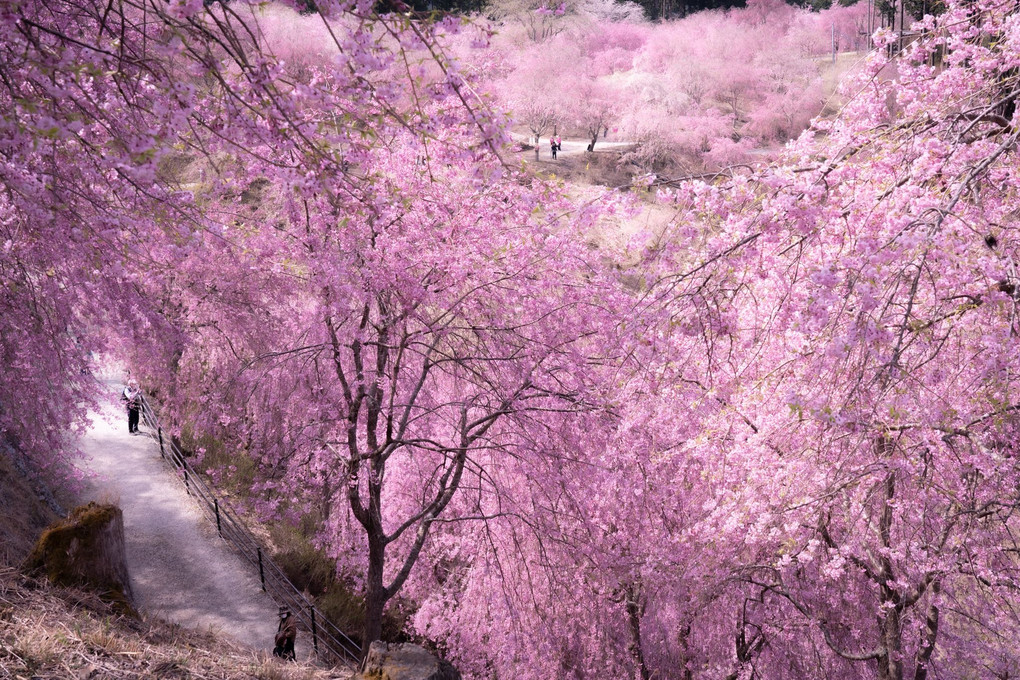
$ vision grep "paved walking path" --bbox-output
[78,378,315,661]
[512,132,637,161]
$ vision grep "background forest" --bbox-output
[2,0,1019,679]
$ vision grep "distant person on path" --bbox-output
[121,379,140,434]
[554,134,562,153]
[550,137,557,159]
[273,606,297,661]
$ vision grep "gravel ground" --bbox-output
[77,379,318,663]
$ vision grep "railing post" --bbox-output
[214,498,221,536]
[258,548,266,591]
[158,427,165,459]
[311,607,319,654]
[184,466,190,494]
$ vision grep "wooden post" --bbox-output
[158,428,165,459]
[311,607,319,653]
[899,0,905,53]
[214,499,221,536]
[258,548,266,591]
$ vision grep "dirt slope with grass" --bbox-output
[0,566,339,680]
[0,450,61,568]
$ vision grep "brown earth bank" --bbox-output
[0,565,343,680]
[0,445,63,569]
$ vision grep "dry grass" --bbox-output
[817,50,870,118]
[0,567,351,680]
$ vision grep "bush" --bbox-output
[273,543,335,598]
[270,528,409,647]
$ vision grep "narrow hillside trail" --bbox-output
[77,378,321,665]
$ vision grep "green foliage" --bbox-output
[876,0,944,22]
[178,426,257,496]
[274,543,336,597]
[405,0,490,13]
[316,588,368,645]
[270,525,409,647]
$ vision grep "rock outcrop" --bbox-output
[358,641,461,680]
[23,502,136,616]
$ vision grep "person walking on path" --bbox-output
[121,379,141,434]
[550,137,557,160]
[555,134,562,154]
[273,606,297,661]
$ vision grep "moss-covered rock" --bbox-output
[23,502,137,617]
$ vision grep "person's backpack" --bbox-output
[122,388,139,408]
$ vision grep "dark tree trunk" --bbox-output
[625,585,650,680]
[876,470,903,680]
[677,624,694,680]
[362,532,387,658]
[913,581,940,680]
[878,602,903,680]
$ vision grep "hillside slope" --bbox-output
[0,447,62,568]
[0,566,342,680]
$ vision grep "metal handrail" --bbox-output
[136,393,362,666]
